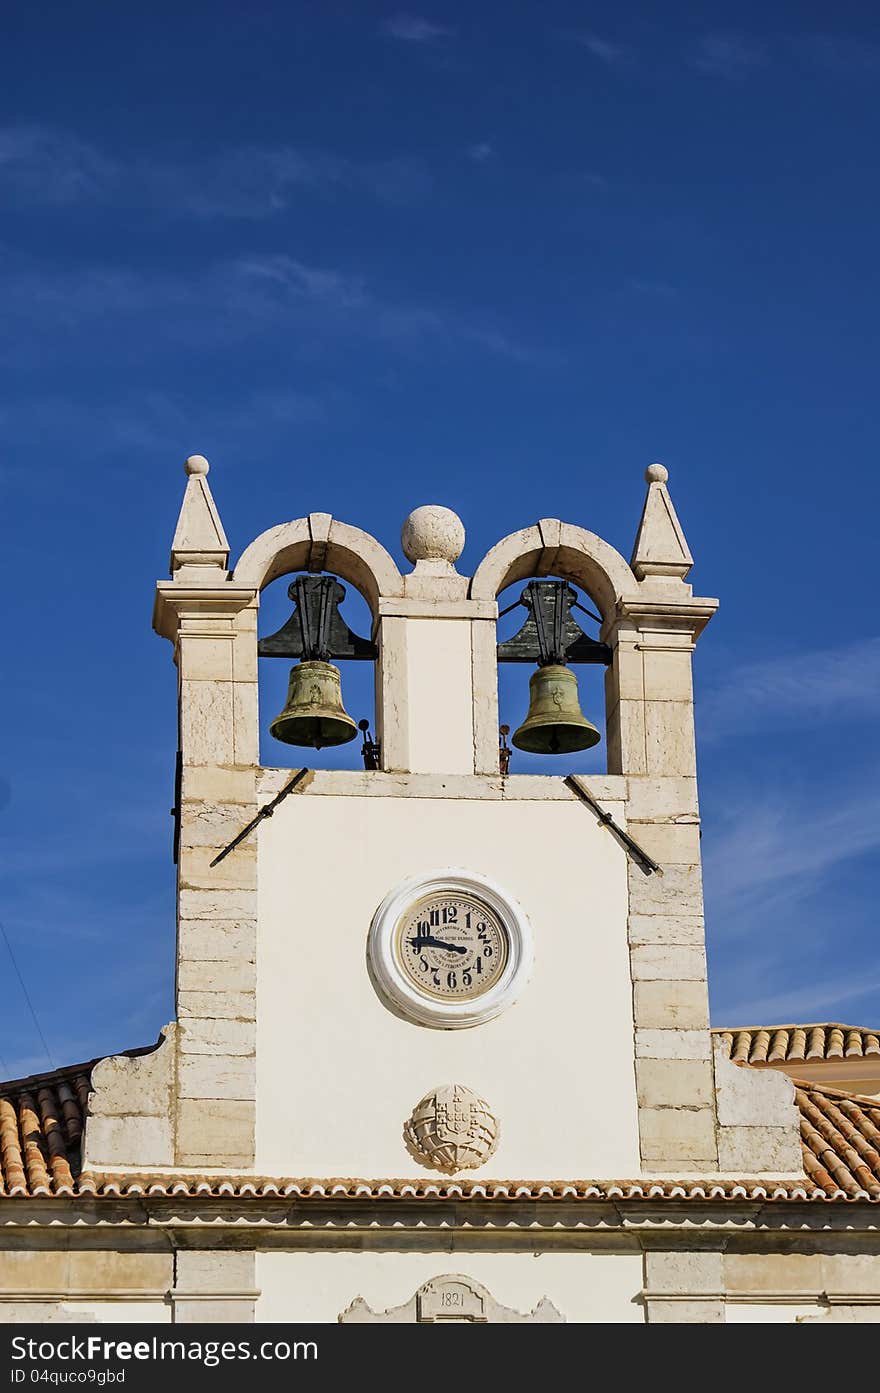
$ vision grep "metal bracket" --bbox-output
[209,768,313,866]
[497,580,611,667]
[565,775,661,876]
[258,576,377,662]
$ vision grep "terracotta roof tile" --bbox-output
[2,1055,880,1204]
[715,1023,880,1066]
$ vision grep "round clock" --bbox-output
[367,871,533,1028]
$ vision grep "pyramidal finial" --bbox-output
[630,463,694,581]
[170,455,230,574]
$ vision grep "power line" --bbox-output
[0,919,55,1073]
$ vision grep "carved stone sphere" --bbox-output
[401,505,465,566]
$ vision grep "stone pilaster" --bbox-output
[153,457,261,1169]
[171,1251,257,1323]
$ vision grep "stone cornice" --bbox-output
[152,581,259,641]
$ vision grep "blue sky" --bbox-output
[2,2,878,1078]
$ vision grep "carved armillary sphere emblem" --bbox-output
[404,1084,499,1172]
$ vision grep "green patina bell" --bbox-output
[269,660,358,749]
[511,663,601,755]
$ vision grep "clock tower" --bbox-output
[76,456,802,1323]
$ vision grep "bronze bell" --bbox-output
[511,664,601,755]
[269,660,358,749]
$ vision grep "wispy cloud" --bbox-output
[467,141,494,164]
[0,124,432,218]
[559,29,632,67]
[0,251,544,370]
[688,33,767,79]
[699,637,880,741]
[382,14,453,43]
[716,970,880,1029]
[703,778,880,926]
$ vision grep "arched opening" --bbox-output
[495,576,610,776]
[257,572,378,772]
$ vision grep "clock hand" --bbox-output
[407,934,468,954]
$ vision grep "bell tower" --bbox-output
[79,455,802,1323]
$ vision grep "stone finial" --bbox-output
[170,454,230,574]
[630,462,693,582]
[401,505,465,569]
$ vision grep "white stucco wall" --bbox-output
[256,1250,645,1323]
[404,619,475,774]
[256,789,638,1178]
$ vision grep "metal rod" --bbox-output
[209,768,312,866]
[565,774,662,877]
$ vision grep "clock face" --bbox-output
[395,893,509,1002]
[368,870,533,1029]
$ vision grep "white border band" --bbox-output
[367,869,533,1029]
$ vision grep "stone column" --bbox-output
[153,456,261,1169]
[605,465,720,1172]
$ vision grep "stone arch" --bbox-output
[470,519,636,621]
[233,513,404,614]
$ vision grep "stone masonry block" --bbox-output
[176,1251,256,1290]
[724,1253,821,1294]
[88,1033,174,1117]
[177,638,234,682]
[628,864,703,917]
[645,1251,723,1294]
[178,991,256,1021]
[178,843,256,891]
[84,1115,173,1168]
[713,1042,799,1128]
[636,1029,711,1060]
[177,958,256,993]
[625,777,699,821]
[634,980,710,1030]
[630,944,706,981]
[625,821,701,865]
[176,1099,253,1163]
[717,1125,804,1174]
[233,682,260,765]
[178,1019,255,1056]
[179,803,255,848]
[642,649,694,703]
[178,1054,255,1101]
[178,889,257,921]
[628,914,705,946]
[639,1106,717,1163]
[181,766,256,805]
[181,681,234,764]
[613,699,648,774]
[66,1251,173,1294]
[636,1058,714,1107]
[644,701,697,777]
[177,920,256,962]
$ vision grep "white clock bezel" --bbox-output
[367,869,533,1029]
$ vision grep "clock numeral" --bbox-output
[475,957,482,975]
[432,970,441,987]
[483,944,493,957]
[462,970,472,988]
[447,970,457,990]
[429,908,440,927]
[477,923,488,941]
[442,905,457,924]
[419,956,429,973]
